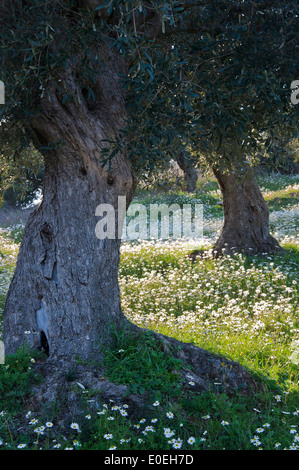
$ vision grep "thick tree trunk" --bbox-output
[3,50,136,362]
[176,152,198,193]
[212,168,283,257]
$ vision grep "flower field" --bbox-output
[0,173,298,450]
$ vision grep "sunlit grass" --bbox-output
[0,230,19,322]
[119,241,299,386]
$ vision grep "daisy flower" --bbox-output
[173,441,182,449]
[70,422,80,431]
[188,437,195,444]
[29,419,38,425]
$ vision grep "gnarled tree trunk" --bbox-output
[3,47,136,362]
[212,168,283,257]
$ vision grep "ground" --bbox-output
[0,173,298,450]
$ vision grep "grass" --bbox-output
[0,173,298,450]
[0,347,45,414]
[103,329,184,399]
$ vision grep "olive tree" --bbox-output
[0,1,297,371]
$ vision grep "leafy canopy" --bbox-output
[0,0,298,178]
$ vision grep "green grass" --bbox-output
[0,173,298,450]
[103,329,184,399]
[258,173,299,193]
[120,243,299,382]
[0,230,19,321]
[263,182,299,212]
[134,180,223,221]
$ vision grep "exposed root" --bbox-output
[148,330,260,396]
[22,324,260,439]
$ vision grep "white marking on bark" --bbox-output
[36,298,49,340]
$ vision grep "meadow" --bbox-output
[0,173,298,451]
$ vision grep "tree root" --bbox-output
[23,324,260,438]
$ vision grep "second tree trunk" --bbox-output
[212,168,283,257]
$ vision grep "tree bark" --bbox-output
[3,48,136,362]
[176,152,198,193]
[212,168,284,257]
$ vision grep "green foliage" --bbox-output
[117,0,299,172]
[0,0,298,180]
[104,329,184,399]
[0,347,45,413]
[258,138,299,174]
[0,139,43,206]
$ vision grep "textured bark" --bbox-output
[3,46,136,362]
[213,168,284,257]
[176,152,198,193]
